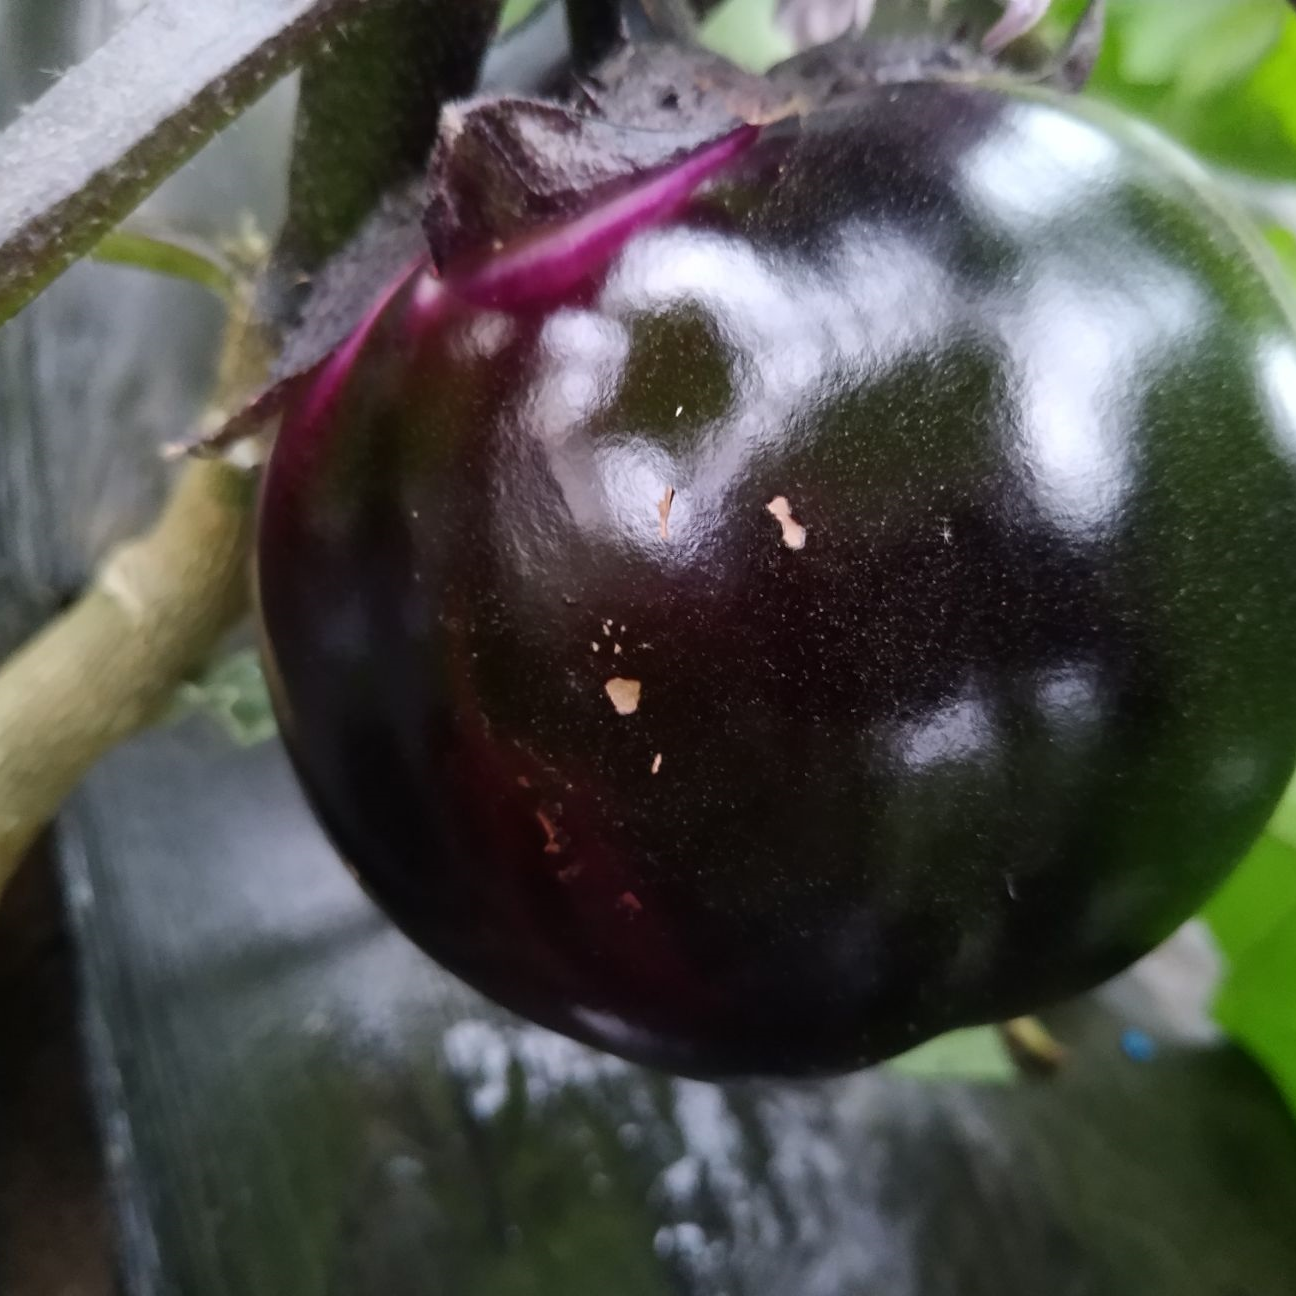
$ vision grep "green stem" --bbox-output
[0,294,270,899]
[0,0,394,328]
[274,0,503,285]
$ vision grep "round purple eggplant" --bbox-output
[257,81,1296,1077]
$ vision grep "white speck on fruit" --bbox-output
[605,678,642,715]
[675,405,683,418]
[591,641,600,652]
[766,496,807,550]
[603,620,613,637]
[614,643,623,655]
[651,753,663,774]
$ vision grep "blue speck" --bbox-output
[1121,1028,1157,1063]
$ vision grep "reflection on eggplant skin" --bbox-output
[1259,334,1296,464]
[259,80,1296,1077]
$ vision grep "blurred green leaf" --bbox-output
[1205,832,1296,963]
[1052,0,1296,178]
[702,0,793,70]
[1249,18,1296,147]
[500,0,545,26]
[1212,904,1296,1114]
[1205,787,1296,1116]
[1176,0,1284,101]
[90,227,237,302]
[1118,0,1281,98]
[1266,224,1296,277]
[1116,0,1231,86]
[1267,773,1296,851]
[886,1025,1015,1083]
[176,649,278,747]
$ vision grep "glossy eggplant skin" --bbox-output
[258,80,1296,1078]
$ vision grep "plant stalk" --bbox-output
[0,296,270,900]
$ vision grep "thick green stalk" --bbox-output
[0,298,270,895]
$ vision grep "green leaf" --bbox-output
[1116,0,1233,86]
[1267,773,1296,851]
[1045,0,1296,178]
[0,0,487,328]
[89,227,238,303]
[702,0,794,70]
[1175,0,1284,101]
[1204,832,1296,964]
[1265,224,1296,278]
[1204,787,1296,1116]
[500,0,546,26]
[1212,904,1296,1115]
[176,650,278,747]
[886,1025,1016,1084]
[1112,0,1282,97]
[1249,18,1296,149]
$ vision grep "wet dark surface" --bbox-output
[0,847,112,1296]
[59,717,1296,1296]
[260,81,1296,1074]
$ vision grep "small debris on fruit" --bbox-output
[605,677,642,715]
[766,495,807,549]
[536,810,563,854]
